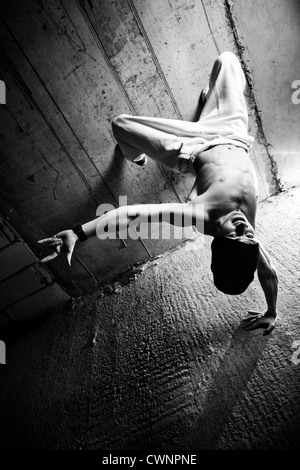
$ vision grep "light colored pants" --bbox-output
[112,51,254,176]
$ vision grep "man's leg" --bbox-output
[198,51,252,143]
[112,114,201,174]
[112,52,253,174]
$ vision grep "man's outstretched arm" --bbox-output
[38,202,206,264]
[243,242,278,335]
[257,243,278,315]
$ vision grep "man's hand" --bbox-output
[242,310,277,336]
[38,229,78,265]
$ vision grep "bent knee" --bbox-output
[112,114,130,132]
[216,51,239,65]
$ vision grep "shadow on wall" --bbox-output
[193,323,270,450]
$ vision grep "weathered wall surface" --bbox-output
[232,0,300,187]
[0,0,279,302]
[0,188,300,450]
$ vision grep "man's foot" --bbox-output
[134,154,148,166]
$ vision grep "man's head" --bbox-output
[211,209,259,295]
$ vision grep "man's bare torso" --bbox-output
[189,144,259,232]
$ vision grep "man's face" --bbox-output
[218,209,256,242]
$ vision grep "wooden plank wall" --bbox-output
[0,0,272,298]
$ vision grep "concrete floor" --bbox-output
[0,187,300,450]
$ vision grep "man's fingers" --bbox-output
[48,240,63,248]
[242,315,260,323]
[243,315,258,321]
[38,238,56,244]
[244,321,260,331]
[244,321,258,329]
[40,252,58,263]
[39,236,62,260]
[246,311,262,317]
[244,319,275,333]
[38,237,62,245]
[38,233,75,266]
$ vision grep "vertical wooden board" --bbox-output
[0,89,100,294]
[0,4,178,262]
[81,0,210,201]
[78,0,195,200]
[48,0,178,204]
[0,78,153,293]
[0,0,199,291]
[79,0,180,118]
[62,0,194,205]
[130,0,219,120]
[0,15,115,203]
[0,70,98,236]
[0,0,163,204]
[0,56,113,212]
[0,3,150,289]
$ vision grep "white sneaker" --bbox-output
[201,86,209,104]
[134,154,148,166]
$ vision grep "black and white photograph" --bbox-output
[0,0,299,454]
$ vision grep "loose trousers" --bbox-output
[112,51,254,176]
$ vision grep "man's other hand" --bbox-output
[242,310,277,335]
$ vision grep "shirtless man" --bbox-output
[39,52,278,335]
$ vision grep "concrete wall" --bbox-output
[232,0,300,187]
[0,0,280,302]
